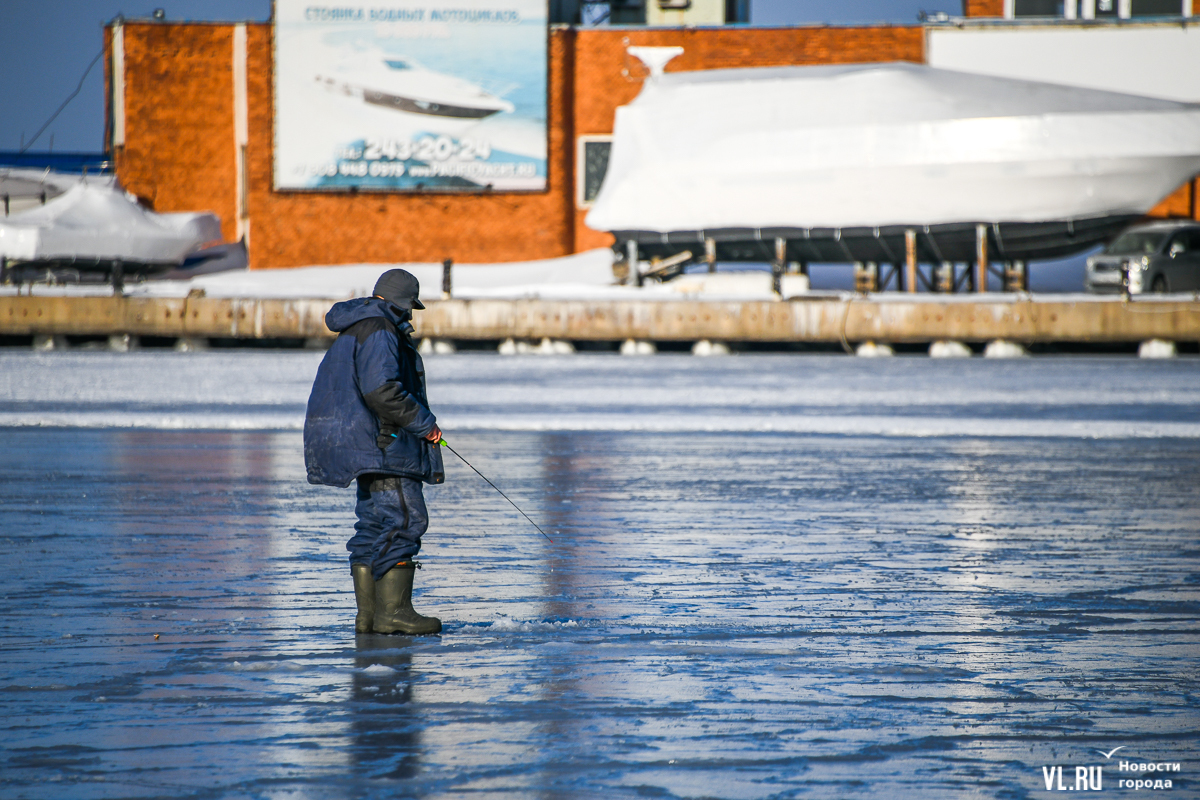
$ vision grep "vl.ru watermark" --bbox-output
[1040,747,1183,792]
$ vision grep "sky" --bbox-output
[0,1,933,153]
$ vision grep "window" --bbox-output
[1010,0,1189,19]
[1013,0,1065,15]
[1130,0,1185,14]
[1105,231,1167,255]
[577,136,613,208]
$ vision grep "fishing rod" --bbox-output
[438,438,555,544]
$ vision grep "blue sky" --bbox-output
[0,1,933,152]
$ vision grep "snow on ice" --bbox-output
[1,351,1198,797]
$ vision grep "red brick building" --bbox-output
[105,15,1194,270]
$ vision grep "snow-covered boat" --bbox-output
[0,180,221,284]
[315,53,514,126]
[0,168,116,216]
[586,62,1200,264]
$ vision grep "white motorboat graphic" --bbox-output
[315,53,514,124]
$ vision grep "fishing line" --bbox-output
[439,439,555,543]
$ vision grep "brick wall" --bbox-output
[1147,180,1200,221]
[113,23,238,244]
[242,25,577,269]
[961,0,1005,16]
[110,19,1196,269]
[110,21,925,268]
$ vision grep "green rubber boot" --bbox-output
[351,563,375,634]
[372,562,441,635]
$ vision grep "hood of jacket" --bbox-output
[325,296,411,334]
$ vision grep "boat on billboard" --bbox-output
[274,1,547,192]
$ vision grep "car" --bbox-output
[1086,220,1200,294]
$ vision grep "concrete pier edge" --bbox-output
[2,295,1198,344]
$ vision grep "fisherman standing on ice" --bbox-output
[303,269,444,635]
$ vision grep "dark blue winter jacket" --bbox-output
[304,297,445,488]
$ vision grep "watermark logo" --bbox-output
[1038,748,1182,792]
[1042,765,1104,791]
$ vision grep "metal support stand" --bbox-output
[111,262,125,296]
[1003,260,1027,292]
[772,237,785,297]
[442,258,453,298]
[905,229,917,293]
[705,237,716,274]
[854,261,878,294]
[936,262,954,293]
[975,223,988,293]
[625,240,640,287]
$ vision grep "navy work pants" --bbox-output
[348,474,428,580]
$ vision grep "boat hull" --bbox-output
[587,63,1200,261]
[619,215,1137,265]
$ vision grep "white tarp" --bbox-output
[0,168,116,200]
[927,24,1200,104]
[0,182,221,263]
[585,63,1200,234]
[0,169,118,216]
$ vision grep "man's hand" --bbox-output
[425,425,442,443]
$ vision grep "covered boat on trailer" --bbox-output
[0,180,222,287]
[585,62,1200,272]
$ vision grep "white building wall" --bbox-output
[927,23,1200,103]
[646,0,724,26]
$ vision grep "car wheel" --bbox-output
[1150,275,1168,293]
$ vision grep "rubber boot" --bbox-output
[372,562,441,635]
[351,563,375,634]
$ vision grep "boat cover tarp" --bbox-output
[585,63,1200,235]
[0,181,221,264]
[0,168,115,201]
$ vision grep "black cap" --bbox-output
[372,269,425,310]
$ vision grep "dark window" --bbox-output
[1013,0,1064,15]
[1130,0,1183,14]
[1105,230,1168,255]
[610,0,645,24]
[1188,230,1200,251]
[725,0,749,22]
[548,0,579,23]
[581,139,612,205]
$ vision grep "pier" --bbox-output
[2,294,1198,347]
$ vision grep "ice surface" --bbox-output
[1,354,1198,798]
[1,350,1199,437]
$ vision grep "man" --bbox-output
[304,269,444,635]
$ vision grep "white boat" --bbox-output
[315,52,514,130]
[0,180,221,283]
[0,168,116,217]
[586,62,1200,263]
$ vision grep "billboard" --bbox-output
[273,1,547,192]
